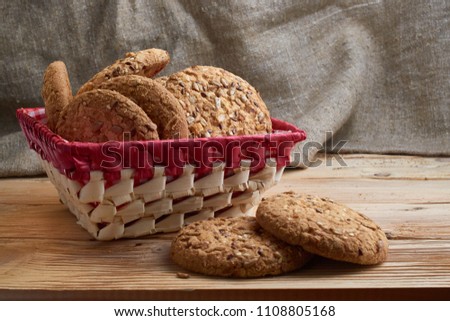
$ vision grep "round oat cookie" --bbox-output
[55,89,159,142]
[77,48,170,94]
[96,75,189,139]
[171,216,312,278]
[162,65,272,138]
[41,61,73,131]
[256,192,389,265]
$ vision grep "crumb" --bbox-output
[176,272,191,279]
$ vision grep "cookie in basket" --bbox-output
[96,75,189,139]
[55,89,159,142]
[162,65,272,138]
[77,48,170,94]
[256,192,389,265]
[41,61,73,131]
[171,216,312,278]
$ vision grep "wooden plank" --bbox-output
[267,177,450,204]
[0,203,448,241]
[0,238,449,291]
[0,178,59,205]
[295,154,450,180]
[0,204,91,241]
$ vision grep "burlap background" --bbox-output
[1,0,449,176]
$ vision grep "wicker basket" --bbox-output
[17,108,306,240]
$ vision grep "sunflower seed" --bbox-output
[257,112,265,121]
[192,82,200,91]
[146,123,157,131]
[220,77,229,87]
[92,121,103,132]
[256,124,266,131]
[215,97,221,109]
[112,67,121,77]
[187,116,195,125]
[111,125,123,134]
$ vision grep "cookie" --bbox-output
[256,192,389,265]
[55,89,159,142]
[162,65,272,138]
[77,48,170,94]
[171,216,312,278]
[41,61,73,131]
[96,75,189,139]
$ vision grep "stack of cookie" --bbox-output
[41,48,272,142]
[171,192,389,278]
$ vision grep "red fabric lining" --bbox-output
[17,108,306,186]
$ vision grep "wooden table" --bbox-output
[1,154,449,300]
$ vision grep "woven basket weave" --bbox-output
[17,108,306,240]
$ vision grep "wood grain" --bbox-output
[1,154,449,300]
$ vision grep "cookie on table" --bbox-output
[55,89,159,142]
[96,75,189,139]
[171,216,312,278]
[41,61,73,131]
[77,48,170,94]
[162,65,272,138]
[256,192,389,265]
